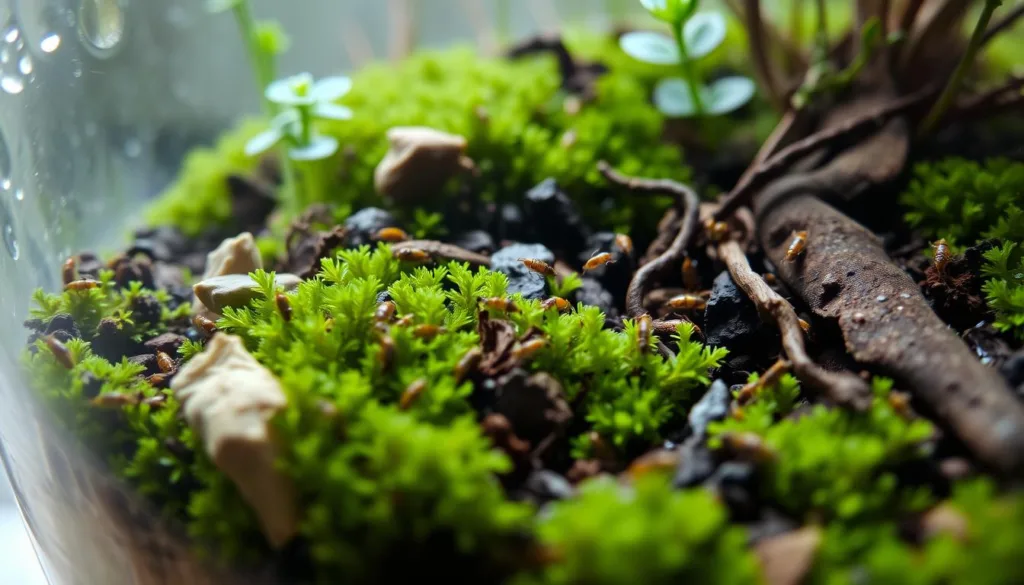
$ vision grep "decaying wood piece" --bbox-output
[719,240,872,409]
[390,239,492,266]
[171,334,298,548]
[755,193,1024,475]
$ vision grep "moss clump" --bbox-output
[146,39,691,239]
[518,475,760,585]
[900,157,1024,339]
[24,245,726,582]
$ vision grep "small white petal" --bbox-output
[289,135,339,161]
[265,73,315,106]
[244,128,284,157]
[311,76,353,102]
[312,102,353,121]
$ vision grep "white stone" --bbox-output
[192,273,302,315]
[171,334,297,548]
[192,232,263,317]
[374,126,473,202]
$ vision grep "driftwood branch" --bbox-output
[718,240,873,410]
[597,162,701,318]
[754,193,1024,475]
[712,86,935,222]
[391,240,492,266]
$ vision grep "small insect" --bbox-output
[46,335,75,369]
[657,318,703,338]
[454,347,483,383]
[65,279,100,292]
[763,273,777,285]
[374,301,397,323]
[374,227,409,242]
[731,406,746,421]
[378,335,395,372]
[142,394,168,408]
[798,318,811,334]
[275,293,292,322]
[582,252,614,272]
[737,359,791,405]
[399,378,428,410]
[394,314,415,328]
[682,257,700,291]
[626,448,679,479]
[146,373,169,388]
[637,314,653,354]
[324,317,335,332]
[665,294,707,312]
[513,338,548,360]
[784,230,809,262]
[541,296,570,312]
[91,392,141,408]
[614,233,634,256]
[62,257,78,286]
[932,238,950,275]
[193,315,218,336]
[519,258,556,277]
[588,431,616,462]
[479,296,519,313]
[155,351,175,373]
[413,324,445,340]
[393,247,432,263]
[704,219,730,242]
[721,432,776,463]
[888,391,914,419]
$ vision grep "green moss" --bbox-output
[148,39,691,239]
[900,157,1024,339]
[520,475,761,585]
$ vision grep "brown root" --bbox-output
[718,240,873,410]
[390,240,492,266]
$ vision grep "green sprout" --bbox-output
[244,72,354,212]
[620,0,755,118]
[791,15,884,109]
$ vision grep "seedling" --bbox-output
[244,72,355,212]
[620,0,755,118]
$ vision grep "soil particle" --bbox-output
[688,379,732,438]
[481,413,531,466]
[706,461,759,520]
[91,318,142,362]
[921,241,993,330]
[110,254,156,290]
[524,178,591,258]
[755,526,822,585]
[74,252,105,279]
[79,371,104,400]
[566,459,603,484]
[518,470,575,507]
[283,225,347,280]
[744,509,801,545]
[575,277,619,321]
[477,315,520,378]
[493,370,572,445]
[343,207,400,248]
[961,323,1012,369]
[672,438,718,488]
[939,457,974,481]
[40,313,81,338]
[144,333,188,356]
[452,230,496,255]
[129,293,163,328]
[1001,349,1024,396]
[491,243,554,300]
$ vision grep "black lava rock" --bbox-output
[705,271,761,349]
[1002,350,1024,395]
[706,461,759,520]
[673,437,718,488]
[130,294,163,328]
[44,314,81,338]
[493,370,572,444]
[144,333,188,356]
[452,230,496,255]
[344,208,400,248]
[744,509,800,545]
[577,232,633,302]
[493,203,528,242]
[491,243,554,300]
[79,371,104,400]
[688,379,731,439]
[92,318,141,362]
[524,178,591,257]
[75,252,105,280]
[575,277,618,320]
[521,470,575,506]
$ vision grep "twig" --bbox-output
[718,240,873,410]
[744,0,784,110]
[981,2,1024,48]
[954,75,1024,115]
[897,0,926,36]
[391,240,492,266]
[919,0,1002,136]
[597,162,701,318]
[722,0,808,70]
[712,85,936,222]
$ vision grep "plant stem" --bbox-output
[919,0,1002,136]
[672,21,705,117]
[812,0,828,61]
[231,0,275,115]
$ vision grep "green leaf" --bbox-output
[619,31,681,65]
[289,136,339,161]
[683,12,726,59]
[310,76,353,102]
[640,0,698,24]
[312,103,354,122]
[205,0,242,13]
[704,76,756,114]
[653,77,701,117]
[244,128,284,157]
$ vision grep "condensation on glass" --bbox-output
[0,1,617,582]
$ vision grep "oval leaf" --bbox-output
[705,76,756,115]
[290,135,339,161]
[311,76,353,102]
[654,77,699,117]
[244,128,284,157]
[619,31,680,65]
[683,12,727,59]
[312,102,354,121]
[265,73,315,106]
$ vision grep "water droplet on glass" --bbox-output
[84,121,97,137]
[18,54,31,75]
[79,0,125,53]
[0,179,9,191]
[3,26,19,44]
[71,58,82,77]
[14,38,23,51]
[0,74,24,94]
[14,188,23,201]
[123,137,141,158]
[3,223,18,260]
[40,33,60,53]
[0,130,9,186]
[0,46,9,64]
